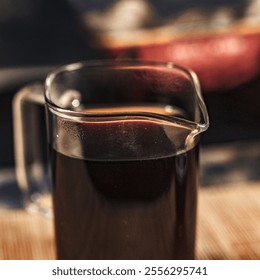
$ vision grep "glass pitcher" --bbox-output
[13,60,209,259]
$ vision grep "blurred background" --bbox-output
[0,0,260,206]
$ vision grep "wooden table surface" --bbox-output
[1,182,260,260]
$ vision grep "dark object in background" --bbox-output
[0,0,95,66]
[0,0,100,167]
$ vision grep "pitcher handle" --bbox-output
[13,83,51,218]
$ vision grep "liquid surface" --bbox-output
[79,104,186,117]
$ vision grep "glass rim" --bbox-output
[44,59,209,132]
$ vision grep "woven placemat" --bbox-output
[0,208,55,260]
[197,182,260,260]
[0,183,260,260]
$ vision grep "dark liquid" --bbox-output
[50,121,199,260]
